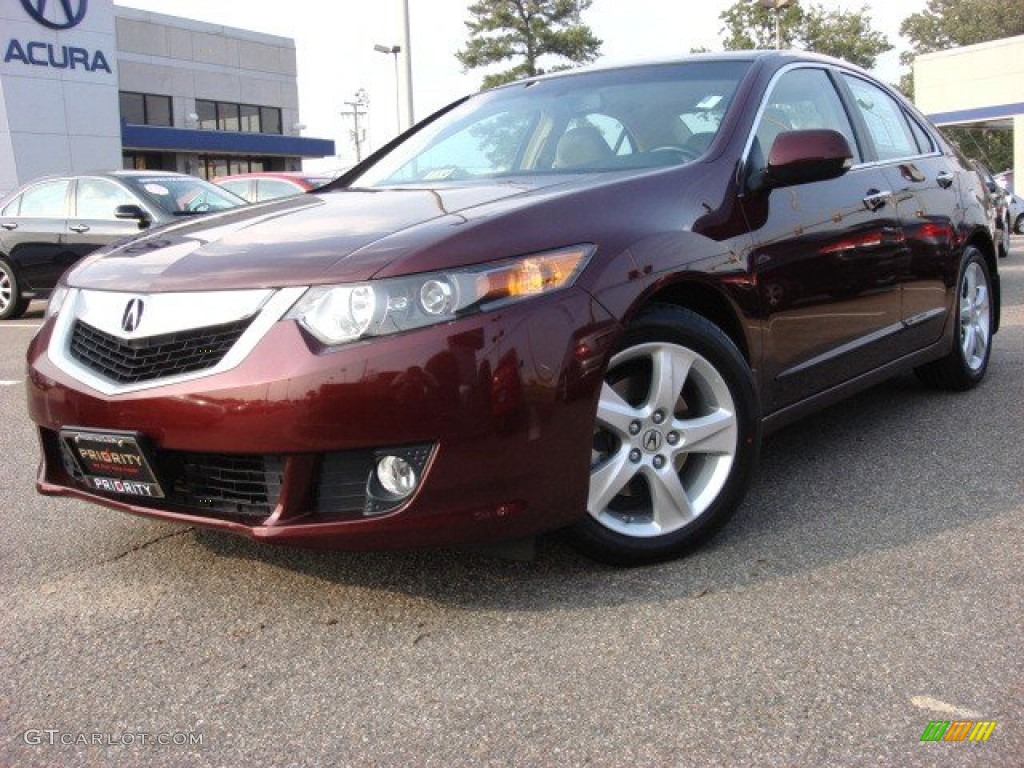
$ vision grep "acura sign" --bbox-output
[5,0,112,73]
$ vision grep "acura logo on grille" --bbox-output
[21,0,88,30]
[121,299,145,333]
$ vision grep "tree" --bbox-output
[719,2,892,70]
[900,0,1024,172]
[899,0,1024,59]
[456,0,602,90]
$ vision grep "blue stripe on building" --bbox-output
[122,124,335,157]
[925,102,1024,126]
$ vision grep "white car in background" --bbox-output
[1007,192,1023,234]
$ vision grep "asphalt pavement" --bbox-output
[1,242,1021,767]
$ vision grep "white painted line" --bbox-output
[0,380,21,387]
[911,695,983,719]
[0,323,42,329]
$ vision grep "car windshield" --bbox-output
[352,60,752,187]
[122,175,247,215]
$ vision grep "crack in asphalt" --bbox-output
[107,527,195,564]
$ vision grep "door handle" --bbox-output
[936,171,955,189]
[862,189,891,212]
[0,222,16,231]
[68,224,90,233]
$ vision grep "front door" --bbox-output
[741,66,909,413]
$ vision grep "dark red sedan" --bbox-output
[27,52,999,564]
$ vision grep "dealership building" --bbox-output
[0,0,334,197]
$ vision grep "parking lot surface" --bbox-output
[2,242,1021,767]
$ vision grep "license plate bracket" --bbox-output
[60,429,165,499]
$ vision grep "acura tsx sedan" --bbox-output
[26,52,999,565]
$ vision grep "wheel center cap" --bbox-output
[642,429,663,453]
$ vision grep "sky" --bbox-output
[114,0,929,171]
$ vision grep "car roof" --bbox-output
[487,50,871,92]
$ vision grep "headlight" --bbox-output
[286,245,592,346]
[45,286,69,319]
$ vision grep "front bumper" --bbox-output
[27,288,618,549]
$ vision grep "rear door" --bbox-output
[1,179,72,294]
[838,73,958,350]
[742,66,908,413]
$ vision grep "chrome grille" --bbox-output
[69,318,252,384]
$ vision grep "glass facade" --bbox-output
[195,99,283,134]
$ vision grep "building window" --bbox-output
[198,155,274,180]
[240,104,260,132]
[193,100,283,134]
[119,92,173,127]
[217,102,241,132]
[260,106,282,135]
[196,99,217,131]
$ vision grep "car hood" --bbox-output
[66,180,578,292]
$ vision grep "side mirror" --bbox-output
[115,204,152,228]
[764,129,853,189]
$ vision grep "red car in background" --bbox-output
[213,172,333,203]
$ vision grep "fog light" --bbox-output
[376,455,417,498]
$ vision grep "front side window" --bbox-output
[256,179,304,200]
[75,179,137,219]
[19,180,70,218]
[842,75,918,162]
[352,61,752,187]
[121,176,245,215]
[750,67,861,172]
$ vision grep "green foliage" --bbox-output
[719,2,892,69]
[899,0,1024,65]
[720,2,804,51]
[456,0,602,89]
[900,0,1024,172]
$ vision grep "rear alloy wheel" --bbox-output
[0,258,30,321]
[915,247,993,391]
[569,305,759,566]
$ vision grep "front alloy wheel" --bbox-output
[570,305,760,565]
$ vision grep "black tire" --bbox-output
[1015,213,1023,236]
[915,247,993,391]
[0,257,30,321]
[568,304,760,566]
[997,216,1010,258]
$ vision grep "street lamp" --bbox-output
[759,0,795,50]
[374,43,402,135]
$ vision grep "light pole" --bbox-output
[341,88,369,163]
[399,0,414,130]
[374,44,402,135]
[759,0,795,50]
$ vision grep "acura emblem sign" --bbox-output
[121,299,144,333]
[20,0,88,30]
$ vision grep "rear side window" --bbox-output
[906,115,935,155]
[19,180,70,218]
[842,75,918,161]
